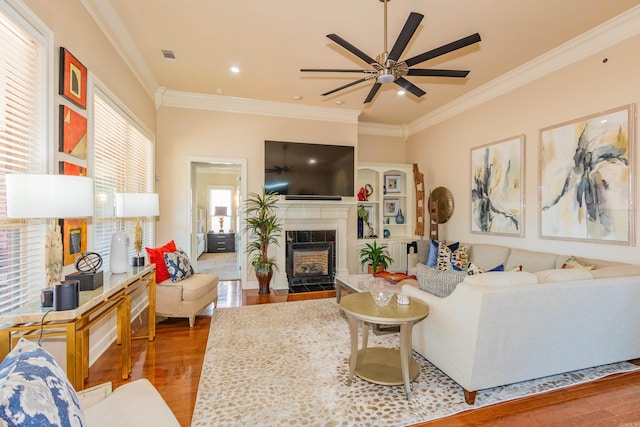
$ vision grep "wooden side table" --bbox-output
[339,291,429,400]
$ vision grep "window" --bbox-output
[93,90,154,272]
[0,5,49,313]
[208,187,233,233]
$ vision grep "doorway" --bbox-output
[187,157,246,285]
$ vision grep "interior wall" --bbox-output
[155,107,358,279]
[358,134,407,163]
[407,34,640,263]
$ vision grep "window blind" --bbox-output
[93,92,154,273]
[0,9,46,313]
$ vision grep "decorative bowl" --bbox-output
[370,290,394,306]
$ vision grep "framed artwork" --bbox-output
[59,105,87,160]
[540,104,634,245]
[383,199,399,216]
[471,135,524,236]
[60,218,87,266]
[59,47,87,109]
[59,162,87,176]
[385,175,402,193]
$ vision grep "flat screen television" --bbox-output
[264,140,354,199]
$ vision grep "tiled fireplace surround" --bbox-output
[272,200,351,290]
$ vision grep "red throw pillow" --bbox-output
[145,240,177,283]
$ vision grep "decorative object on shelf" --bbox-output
[383,199,399,216]
[540,104,634,244]
[244,187,283,294]
[428,187,454,224]
[358,241,393,273]
[385,217,390,224]
[115,193,160,268]
[413,163,425,236]
[5,174,94,308]
[357,184,373,201]
[395,209,405,224]
[383,185,387,195]
[59,47,87,109]
[214,206,228,233]
[66,252,104,291]
[383,229,391,238]
[385,175,402,193]
[471,135,524,236]
[357,204,368,238]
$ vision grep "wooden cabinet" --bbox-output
[207,232,235,253]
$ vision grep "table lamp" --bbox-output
[214,206,227,233]
[6,174,94,309]
[114,193,159,270]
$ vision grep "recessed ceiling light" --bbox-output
[335,100,344,106]
[230,66,240,74]
[216,88,224,94]
[397,90,406,96]
[293,95,303,101]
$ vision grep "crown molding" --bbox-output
[358,122,408,138]
[407,5,640,135]
[81,0,158,99]
[156,89,361,124]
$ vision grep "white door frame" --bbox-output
[186,156,247,286]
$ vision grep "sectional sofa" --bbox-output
[401,242,640,404]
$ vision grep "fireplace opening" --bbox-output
[286,230,336,293]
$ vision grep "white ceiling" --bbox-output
[89,0,640,126]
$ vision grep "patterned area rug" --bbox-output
[191,298,639,426]
[196,252,240,280]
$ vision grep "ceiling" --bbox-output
[94,0,640,126]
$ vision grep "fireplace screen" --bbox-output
[287,242,334,286]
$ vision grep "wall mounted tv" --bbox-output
[264,140,354,199]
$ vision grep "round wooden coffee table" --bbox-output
[339,291,429,401]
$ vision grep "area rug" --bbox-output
[196,252,240,280]
[191,298,640,426]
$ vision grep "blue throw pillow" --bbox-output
[427,240,460,268]
[487,263,505,272]
[164,249,194,282]
[0,338,85,427]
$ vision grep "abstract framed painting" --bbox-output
[60,218,87,266]
[58,161,86,176]
[539,104,635,245]
[471,135,524,236]
[59,47,87,109]
[59,105,87,160]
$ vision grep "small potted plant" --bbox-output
[357,204,370,238]
[244,187,283,294]
[359,241,393,273]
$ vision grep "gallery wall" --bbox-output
[407,34,640,263]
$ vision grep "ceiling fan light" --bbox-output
[377,73,395,84]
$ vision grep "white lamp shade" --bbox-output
[6,174,94,219]
[115,193,159,218]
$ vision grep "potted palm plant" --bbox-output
[244,187,283,294]
[359,241,393,273]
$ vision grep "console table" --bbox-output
[207,232,235,253]
[0,265,156,391]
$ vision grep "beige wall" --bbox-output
[24,0,155,131]
[358,134,407,163]
[407,34,640,263]
[155,107,358,252]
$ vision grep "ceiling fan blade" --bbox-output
[327,34,378,65]
[321,77,372,96]
[407,69,470,78]
[388,12,424,61]
[394,77,426,97]
[301,68,371,73]
[364,83,382,104]
[404,33,481,67]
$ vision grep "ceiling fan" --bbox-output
[301,0,481,104]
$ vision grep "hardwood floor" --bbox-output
[85,280,640,426]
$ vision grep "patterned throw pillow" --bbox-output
[451,246,469,270]
[561,256,596,270]
[436,241,453,271]
[416,263,468,297]
[427,240,460,268]
[164,249,194,283]
[0,338,85,427]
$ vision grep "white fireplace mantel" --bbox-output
[272,199,354,289]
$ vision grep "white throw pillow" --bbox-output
[535,268,593,283]
[462,271,538,286]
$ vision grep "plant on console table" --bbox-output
[244,187,283,294]
[359,241,393,273]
